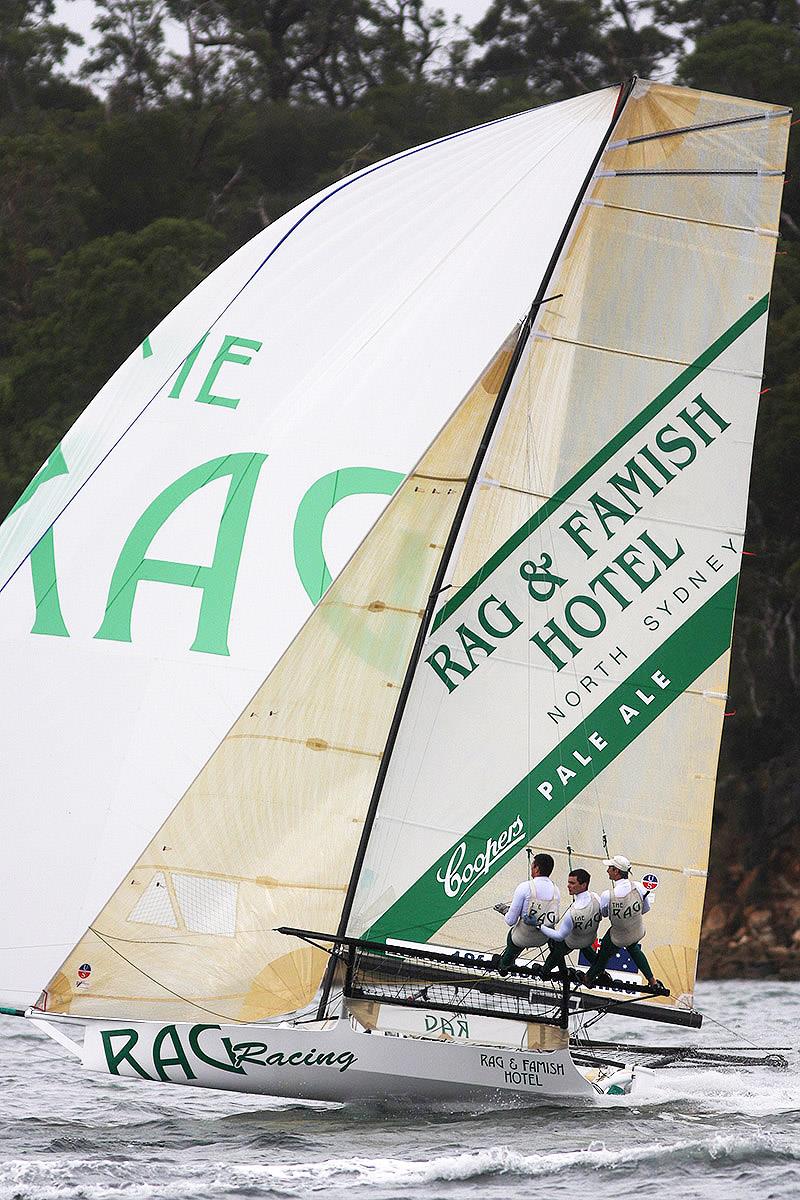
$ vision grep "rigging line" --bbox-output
[88,928,245,1023]
[0,100,560,605]
[432,904,499,918]
[607,107,791,149]
[314,77,639,1023]
[696,1008,765,1051]
[379,911,503,939]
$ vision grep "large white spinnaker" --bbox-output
[347,81,791,1008]
[0,91,620,1011]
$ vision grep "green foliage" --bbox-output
[81,0,171,111]
[161,0,455,107]
[0,1,82,117]
[470,0,676,100]
[86,108,200,233]
[677,20,800,103]
[654,0,799,40]
[0,218,223,515]
[0,118,101,346]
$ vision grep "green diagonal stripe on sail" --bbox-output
[431,295,767,633]
[367,574,738,944]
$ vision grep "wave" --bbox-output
[621,1066,800,1118]
[1,1128,796,1198]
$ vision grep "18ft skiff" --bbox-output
[0,77,791,1100]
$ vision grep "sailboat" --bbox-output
[0,77,791,1101]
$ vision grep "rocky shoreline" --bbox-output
[698,765,800,980]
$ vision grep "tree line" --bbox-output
[2,1,800,955]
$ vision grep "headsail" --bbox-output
[0,91,618,1010]
[346,81,791,1008]
[39,334,514,1021]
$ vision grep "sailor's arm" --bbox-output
[539,911,575,942]
[502,881,530,927]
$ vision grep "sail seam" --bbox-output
[459,477,748,540]
[412,474,470,483]
[228,733,382,757]
[133,865,348,888]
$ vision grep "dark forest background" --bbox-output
[2,0,800,976]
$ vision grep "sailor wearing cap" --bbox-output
[584,854,660,989]
[493,852,560,975]
[538,867,602,976]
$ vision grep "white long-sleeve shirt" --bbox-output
[599,879,652,916]
[505,876,560,926]
[540,890,596,941]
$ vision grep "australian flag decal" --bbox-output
[578,947,639,973]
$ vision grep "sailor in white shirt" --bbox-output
[493,852,560,975]
[538,867,602,977]
[584,854,660,989]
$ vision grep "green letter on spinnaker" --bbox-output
[6,444,70,638]
[95,452,267,655]
[293,466,404,604]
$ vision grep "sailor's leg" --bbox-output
[541,941,567,975]
[626,941,654,982]
[497,928,519,971]
[579,944,598,967]
[584,932,614,984]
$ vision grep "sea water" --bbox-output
[1,980,797,1199]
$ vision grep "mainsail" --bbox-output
[0,90,617,1011]
[347,81,791,1008]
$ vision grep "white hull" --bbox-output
[79,1015,608,1102]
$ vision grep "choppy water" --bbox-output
[1,981,798,1199]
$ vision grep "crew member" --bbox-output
[538,867,601,977]
[584,854,660,989]
[494,852,560,974]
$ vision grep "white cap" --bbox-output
[603,854,632,872]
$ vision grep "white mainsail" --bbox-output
[347,81,791,1008]
[0,91,618,1011]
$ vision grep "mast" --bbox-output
[317,77,639,1019]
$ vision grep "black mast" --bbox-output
[316,77,639,1020]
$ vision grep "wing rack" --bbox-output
[277,928,701,1029]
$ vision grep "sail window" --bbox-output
[127,872,178,928]
[172,874,238,937]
